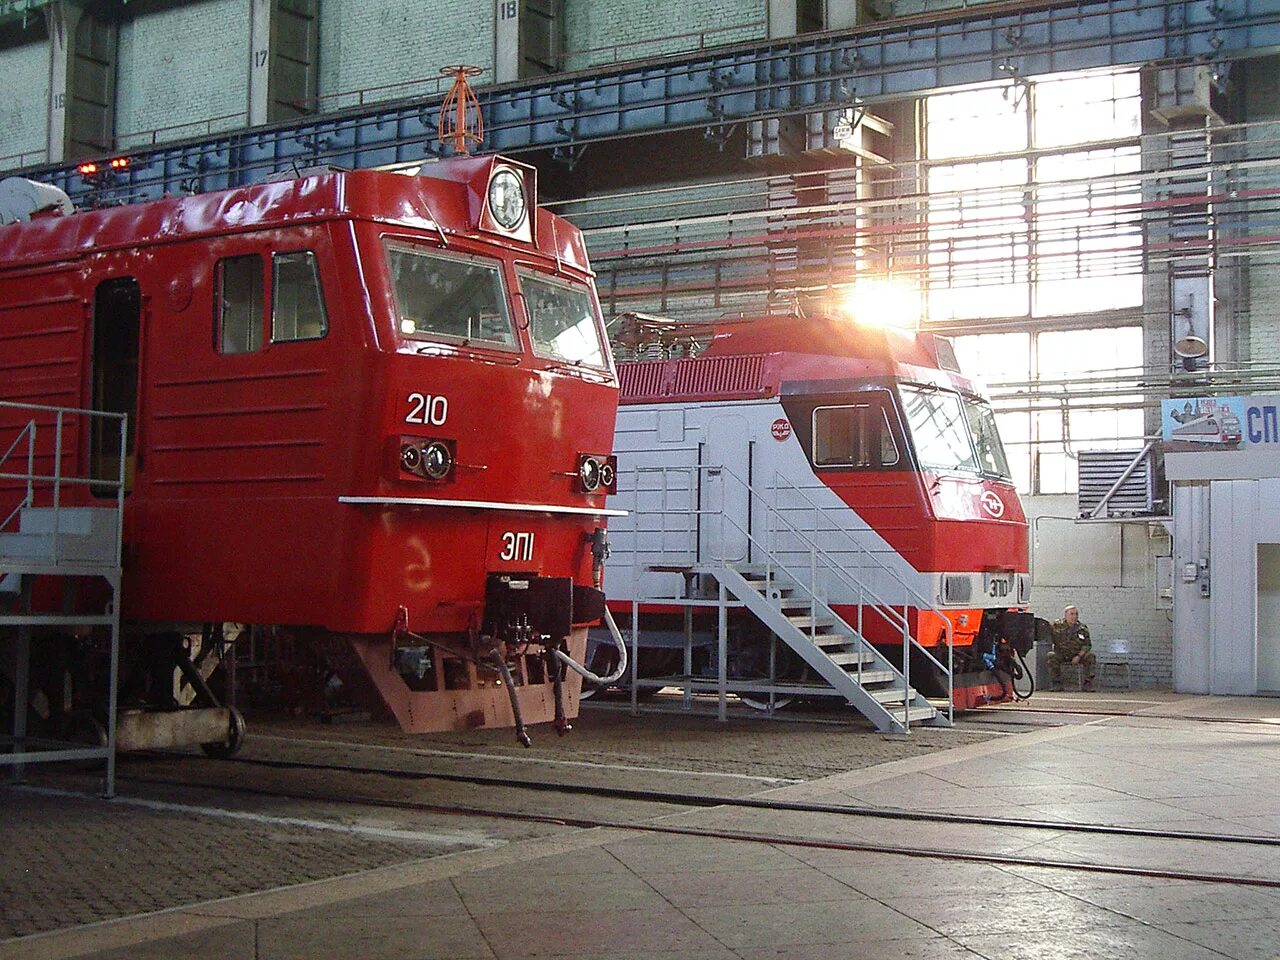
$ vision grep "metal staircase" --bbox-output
[715,564,941,730]
[1,401,125,796]
[616,463,954,733]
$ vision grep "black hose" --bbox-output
[1011,647,1035,701]
[488,650,531,748]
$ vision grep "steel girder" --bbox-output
[16,0,1280,204]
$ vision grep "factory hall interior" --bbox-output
[7,1,1280,958]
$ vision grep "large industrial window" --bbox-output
[926,68,1143,322]
[383,242,516,349]
[812,405,899,469]
[953,326,1143,494]
[272,251,328,342]
[215,255,265,355]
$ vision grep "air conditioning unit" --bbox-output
[1077,449,1158,518]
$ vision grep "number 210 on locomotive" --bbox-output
[0,155,622,750]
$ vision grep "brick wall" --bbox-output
[318,0,494,106]
[116,0,248,145]
[563,0,765,71]
[889,0,1000,13]
[1244,57,1280,365]
[0,29,50,166]
[1026,494,1173,688]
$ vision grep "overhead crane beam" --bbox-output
[12,0,1280,204]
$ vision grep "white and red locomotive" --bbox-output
[598,311,1038,709]
[0,155,622,750]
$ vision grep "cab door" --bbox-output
[700,414,751,562]
[90,277,141,494]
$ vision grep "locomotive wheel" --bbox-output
[69,713,108,747]
[728,634,803,711]
[576,644,616,701]
[737,693,794,711]
[578,646,665,700]
[200,706,246,759]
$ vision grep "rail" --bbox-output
[626,463,952,726]
[767,470,955,725]
[0,399,126,797]
[0,399,127,568]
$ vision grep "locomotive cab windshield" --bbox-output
[898,385,1013,483]
[384,242,519,350]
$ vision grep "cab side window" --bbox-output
[272,251,328,342]
[813,405,900,469]
[215,255,265,354]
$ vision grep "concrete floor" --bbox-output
[6,693,1280,959]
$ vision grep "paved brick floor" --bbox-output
[258,701,997,782]
[11,694,1280,959]
[0,790,470,940]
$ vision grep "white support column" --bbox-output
[768,0,797,39]
[44,1,82,164]
[494,0,521,84]
[247,0,273,126]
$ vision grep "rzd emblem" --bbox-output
[980,490,1005,518]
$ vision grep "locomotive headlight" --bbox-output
[422,441,454,480]
[487,169,526,230]
[598,461,615,491]
[578,455,602,492]
[400,443,423,473]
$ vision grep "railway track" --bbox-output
[118,765,1280,893]
[133,749,1280,852]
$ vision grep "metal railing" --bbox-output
[0,400,127,568]
[624,462,952,727]
[766,471,954,726]
[0,399,126,797]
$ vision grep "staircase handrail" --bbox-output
[629,463,953,720]
[0,419,36,533]
[752,469,953,684]
[0,400,128,568]
[768,471,955,688]
[770,471,941,613]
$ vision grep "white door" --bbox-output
[1257,544,1280,693]
[701,415,751,562]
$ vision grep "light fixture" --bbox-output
[838,278,922,329]
[487,169,526,230]
[422,441,454,480]
[400,439,454,480]
[578,455,602,492]
[1173,306,1208,359]
[400,444,422,473]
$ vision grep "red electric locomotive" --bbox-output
[0,156,622,751]
[596,311,1041,719]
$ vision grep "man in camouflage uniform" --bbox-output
[1047,604,1096,692]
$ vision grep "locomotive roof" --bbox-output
[0,156,591,274]
[619,313,977,404]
